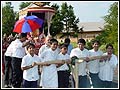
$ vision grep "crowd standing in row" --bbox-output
[2,33,118,88]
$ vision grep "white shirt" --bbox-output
[99,53,118,81]
[39,48,58,88]
[88,49,103,73]
[4,41,14,57]
[70,48,89,76]
[57,53,70,71]
[12,39,26,58]
[38,44,50,56]
[21,54,41,81]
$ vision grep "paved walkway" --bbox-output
[2,66,118,88]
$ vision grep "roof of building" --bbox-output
[18,2,55,19]
[78,22,105,32]
[19,2,55,13]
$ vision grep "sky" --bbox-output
[1,1,117,22]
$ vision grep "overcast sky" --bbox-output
[1,1,117,22]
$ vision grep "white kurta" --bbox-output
[39,48,58,88]
[38,44,50,56]
[88,49,103,73]
[99,53,118,81]
[57,53,70,71]
[70,48,89,76]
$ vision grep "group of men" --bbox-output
[2,33,118,88]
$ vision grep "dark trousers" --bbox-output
[4,56,12,85]
[101,80,112,88]
[11,57,23,88]
[89,72,101,88]
[78,75,90,88]
[22,79,38,88]
[58,71,70,88]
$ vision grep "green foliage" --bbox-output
[46,2,79,37]
[71,42,77,48]
[60,2,79,37]
[113,42,118,56]
[19,2,31,10]
[50,4,63,37]
[99,44,106,53]
[2,2,16,36]
[72,33,78,38]
[85,40,92,50]
[95,2,118,55]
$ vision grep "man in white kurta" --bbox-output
[99,44,118,88]
[38,35,52,56]
[38,35,52,87]
[39,39,59,88]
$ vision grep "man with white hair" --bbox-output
[38,35,53,56]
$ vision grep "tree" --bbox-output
[50,4,64,37]
[2,2,16,36]
[60,2,79,37]
[95,2,118,55]
[19,2,31,10]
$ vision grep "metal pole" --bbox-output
[47,12,50,36]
